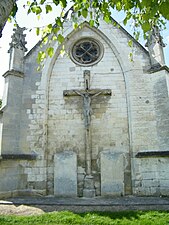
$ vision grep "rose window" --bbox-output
[71,39,102,66]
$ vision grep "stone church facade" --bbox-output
[0,16,169,198]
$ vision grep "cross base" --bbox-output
[83,175,96,198]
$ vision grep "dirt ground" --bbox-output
[0,204,45,216]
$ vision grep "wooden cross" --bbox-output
[63,70,111,176]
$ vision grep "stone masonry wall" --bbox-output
[18,45,47,194]
[0,160,28,198]
[97,21,169,196]
[22,22,135,196]
[20,20,168,196]
[132,157,169,196]
[132,69,169,196]
[47,25,130,196]
[0,73,24,154]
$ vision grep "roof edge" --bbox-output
[25,12,150,58]
[110,17,149,55]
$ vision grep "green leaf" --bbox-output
[46,5,52,14]
[27,1,31,6]
[73,4,80,12]
[28,8,31,14]
[11,3,18,17]
[37,14,41,20]
[129,52,133,62]
[55,17,63,28]
[159,2,169,20]
[141,0,152,7]
[104,15,111,23]
[52,35,57,41]
[60,47,65,56]
[142,13,150,21]
[47,24,53,30]
[37,51,46,63]
[43,36,48,44]
[134,31,140,41]
[53,0,60,6]
[47,47,54,57]
[123,17,128,26]
[123,12,132,26]
[59,0,67,8]
[142,22,151,32]
[32,6,42,15]
[81,9,88,18]
[116,1,122,11]
[73,22,78,29]
[53,27,60,34]
[89,20,94,27]
[57,34,64,44]
[90,11,93,19]
[42,24,53,36]
[40,0,46,4]
[113,21,117,27]
[128,40,133,47]
[8,17,12,23]
[36,27,40,36]
[37,66,41,71]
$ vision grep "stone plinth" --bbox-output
[83,175,96,198]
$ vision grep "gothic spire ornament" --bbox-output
[8,25,27,53]
[145,26,166,66]
[8,25,27,72]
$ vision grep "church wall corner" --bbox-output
[0,70,24,155]
[131,157,169,196]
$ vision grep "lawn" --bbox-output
[0,210,169,225]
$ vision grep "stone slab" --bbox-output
[0,123,2,155]
[83,175,96,198]
[100,151,124,196]
[54,151,77,197]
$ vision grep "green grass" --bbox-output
[0,211,169,225]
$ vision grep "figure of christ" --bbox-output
[73,90,102,127]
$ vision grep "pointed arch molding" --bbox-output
[41,21,133,157]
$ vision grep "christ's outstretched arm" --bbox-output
[73,90,84,97]
[91,91,102,99]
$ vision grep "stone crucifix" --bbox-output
[73,89,103,128]
[63,70,111,177]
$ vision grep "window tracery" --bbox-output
[71,38,102,66]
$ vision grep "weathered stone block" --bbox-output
[54,151,77,197]
[100,151,124,196]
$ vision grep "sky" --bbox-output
[0,1,169,98]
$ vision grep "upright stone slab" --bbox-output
[54,151,77,197]
[101,151,124,196]
[0,123,3,155]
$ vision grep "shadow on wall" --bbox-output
[153,76,169,149]
[0,163,27,193]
